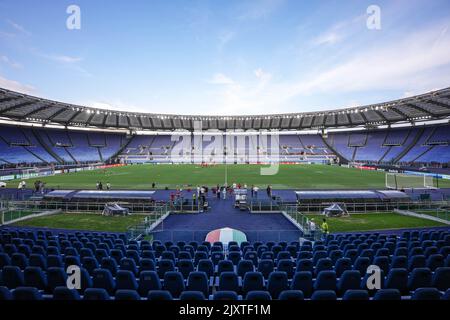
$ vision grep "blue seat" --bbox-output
[11,253,28,270]
[12,287,43,300]
[212,291,239,300]
[244,251,258,266]
[82,257,99,275]
[372,256,390,275]
[277,259,295,278]
[1,266,24,289]
[147,290,173,300]
[64,255,81,269]
[385,268,408,294]
[329,250,343,264]
[218,272,240,292]
[432,267,450,291]
[163,271,185,298]
[312,251,327,265]
[119,258,138,276]
[29,254,47,270]
[408,268,432,291]
[115,289,141,300]
[237,260,254,278]
[100,257,118,276]
[242,272,265,295]
[315,258,333,276]
[0,286,12,300]
[373,288,401,300]
[412,288,441,300]
[141,250,156,260]
[194,252,208,265]
[47,267,67,292]
[187,271,209,296]
[47,255,64,268]
[408,255,426,271]
[53,287,81,300]
[24,266,47,291]
[278,290,304,300]
[197,259,214,278]
[228,252,242,265]
[116,270,138,291]
[217,260,234,274]
[311,290,337,300]
[443,289,450,300]
[110,249,124,263]
[391,256,407,269]
[426,254,444,271]
[267,271,289,299]
[93,269,116,295]
[342,289,369,300]
[276,251,291,261]
[211,252,225,265]
[161,251,176,262]
[179,291,206,300]
[140,258,156,272]
[246,290,271,301]
[138,271,161,296]
[296,259,313,273]
[353,257,370,275]
[257,259,274,279]
[291,271,312,298]
[337,270,361,295]
[157,259,175,278]
[177,259,195,279]
[83,288,110,300]
[314,271,337,292]
[0,253,11,268]
[344,249,358,264]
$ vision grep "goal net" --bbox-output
[386,173,437,189]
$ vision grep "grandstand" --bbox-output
[0,86,449,302]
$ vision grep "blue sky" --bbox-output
[0,0,450,115]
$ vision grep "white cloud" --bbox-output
[6,19,31,36]
[312,15,365,47]
[0,55,23,69]
[0,75,35,94]
[202,22,450,115]
[44,54,83,64]
[237,0,284,20]
[209,73,235,85]
[217,31,235,51]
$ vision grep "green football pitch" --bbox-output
[6,164,395,190]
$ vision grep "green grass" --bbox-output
[12,213,147,232]
[6,164,392,190]
[303,212,447,232]
[3,210,35,222]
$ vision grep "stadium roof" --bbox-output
[1,86,450,131]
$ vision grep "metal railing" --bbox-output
[126,203,171,240]
[249,199,450,214]
[147,229,304,243]
[0,200,163,214]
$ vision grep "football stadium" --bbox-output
[0,0,449,309]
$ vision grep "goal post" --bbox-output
[386,172,438,189]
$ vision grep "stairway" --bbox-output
[320,135,349,164]
[392,127,425,163]
[64,147,78,163]
[378,146,392,163]
[23,146,48,164]
[412,145,435,163]
[31,129,64,163]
